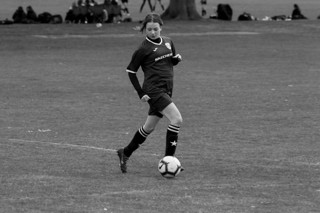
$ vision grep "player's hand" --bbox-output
[141,94,151,102]
[173,54,182,62]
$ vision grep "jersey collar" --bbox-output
[146,36,162,45]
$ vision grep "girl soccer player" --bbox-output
[117,13,183,173]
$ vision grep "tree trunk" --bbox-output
[161,0,201,20]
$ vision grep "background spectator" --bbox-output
[139,0,153,13]
[153,0,165,12]
[200,0,207,16]
[291,4,307,20]
[121,0,130,15]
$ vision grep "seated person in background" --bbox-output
[77,0,85,6]
[238,12,257,21]
[291,4,307,20]
[209,6,217,19]
[104,0,111,5]
[85,0,97,6]
[111,0,119,5]
[121,0,130,15]
[271,15,289,21]
[65,5,76,23]
[200,0,207,16]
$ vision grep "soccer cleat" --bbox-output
[180,166,184,172]
[117,148,129,173]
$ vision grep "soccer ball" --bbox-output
[158,156,182,178]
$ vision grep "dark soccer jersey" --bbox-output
[126,36,176,97]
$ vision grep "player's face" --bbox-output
[146,22,162,40]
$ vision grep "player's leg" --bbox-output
[140,0,146,12]
[124,115,161,157]
[161,102,183,156]
[117,115,161,173]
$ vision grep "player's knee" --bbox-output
[143,126,155,134]
[171,115,183,127]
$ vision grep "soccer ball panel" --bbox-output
[158,156,181,178]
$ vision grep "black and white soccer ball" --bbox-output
[158,156,182,178]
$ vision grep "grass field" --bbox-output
[1,20,320,212]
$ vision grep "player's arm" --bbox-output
[127,71,150,102]
[172,54,182,65]
[170,40,182,66]
[126,47,151,102]
[127,71,144,98]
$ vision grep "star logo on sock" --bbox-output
[170,141,177,146]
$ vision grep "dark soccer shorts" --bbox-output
[147,92,172,118]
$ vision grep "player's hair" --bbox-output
[140,13,164,32]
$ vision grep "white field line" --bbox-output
[8,138,116,152]
[33,31,259,39]
[2,189,158,202]
[7,138,160,156]
[33,33,136,39]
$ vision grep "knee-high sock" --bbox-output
[165,124,180,156]
[124,126,149,157]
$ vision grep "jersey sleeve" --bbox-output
[170,39,181,66]
[126,47,145,74]
[170,40,176,56]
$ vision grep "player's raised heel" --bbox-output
[117,148,129,173]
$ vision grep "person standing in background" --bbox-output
[200,0,207,16]
[140,0,153,13]
[153,0,165,11]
